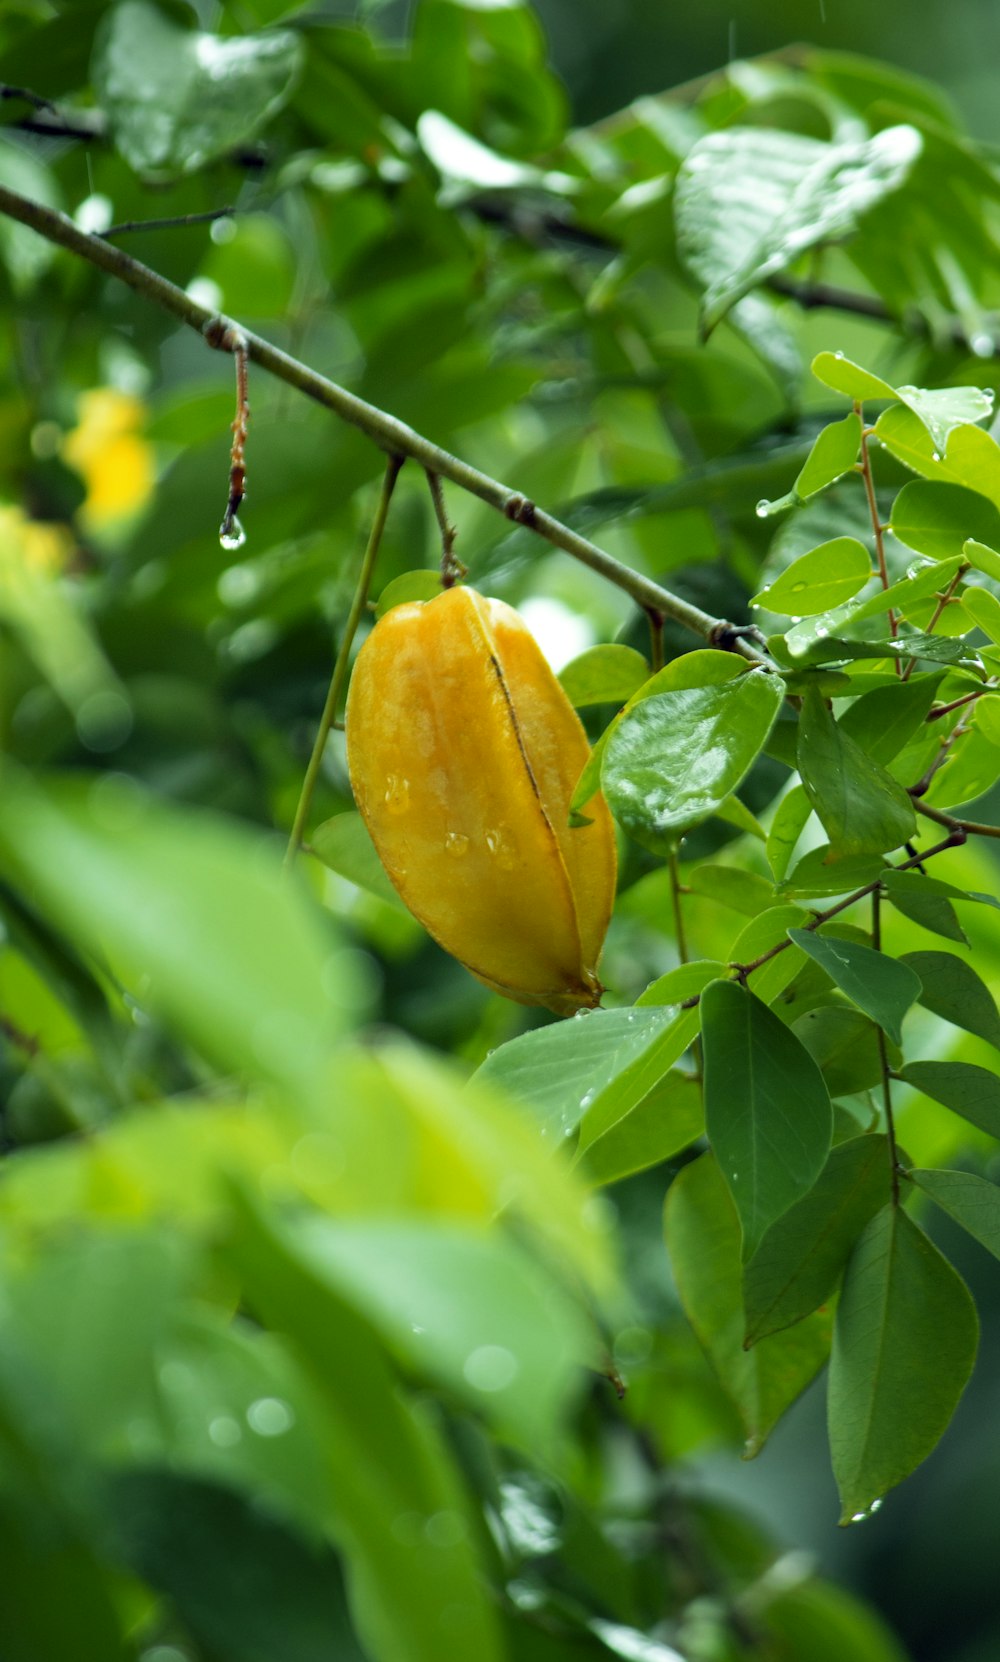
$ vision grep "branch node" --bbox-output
[504,492,537,527]
[709,620,768,654]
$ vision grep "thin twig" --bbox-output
[872,889,900,1204]
[900,562,968,682]
[856,405,899,667]
[219,330,250,549]
[668,852,688,964]
[101,207,236,238]
[0,182,770,666]
[425,470,465,587]
[912,797,1000,839]
[283,455,404,870]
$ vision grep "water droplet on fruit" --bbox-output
[384,775,410,814]
[445,831,469,857]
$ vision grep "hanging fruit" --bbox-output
[345,585,617,1015]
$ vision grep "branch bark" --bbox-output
[0,182,771,666]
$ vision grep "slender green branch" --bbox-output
[667,852,689,964]
[0,182,770,666]
[927,689,984,722]
[901,562,968,683]
[646,608,666,674]
[912,797,1000,839]
[856,406,899,667]
[283,455,404,870]
[871,889,901,1203]
[101,207,236,238]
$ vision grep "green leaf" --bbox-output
[665,1153,832,1457]
[784,559,963,660]
[875,406,1000,510]
[686,863,774,917]
[311,812,409,910]
[473,1007,696,1148]
[601,670,784,850]
[901,950,1000,1051]
[828,1205,978,1522]
[778,847,885,899]
[557,644,649,707]
[288,1215,590,1449]
[583,1071,703,1187]
[94,1,302,176]
[963,537,1000,583]
[0,775,347,1105]
[636,961,727,1006]
[793,1006,889,1098]
[762,1573,919,1662]
[375,570,443,618]
[107,1470,365,1662]
[794,417,864,501]
[766,784,812,882]
[811,352,896,403]
[787,931,921,1046]
[910,1168,1000,1260]
[961,583,1000,644]
[0,524,122,719]
[702,979,832,1259]
[797,689,916,857]
[900,1060,1000,1139]
[677,125,921,331]
[752,537,871,617]
[229,1191,505,1662]
[570,649,743,817]
[729,906,809,1005]
[744,1135,892,1345]
[889,481,1000,562]
[893,384,994,455]
[713,794,767,841]
[836,673,943,767]
[881,869,969,944]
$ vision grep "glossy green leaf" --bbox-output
[702,979,832,1259]
[926,720,1000,808]
[474,1006,697,1148]
[752,537,871,617]
[766,784,813,882]
[889,481,1000,562]
[602,670,784,850]
[94,1,302,176]
[375,570,443,618]
[636,961,725,1005]
[881,869,969,944]
[901,950,1000,1051]
[744,1135,891,1345]
[677,125,921,330]
[894,384,994,454]
[570,650,742,817]
[665,1153,832,1456]
[0,775,346,1105]
[793,1005,889,1097]
[963,537,1000,583]
[797,688,915,856]
[785,558,963,661]
[583,1071,703,1187]
[787,931,920,1045]
[795,418,864,501]
[875,406,1000,510]
[558,644,649,707]
[811,352,896,403]
[836,673,943,767]
[910,1168,1000,1259]
[900,1060,1000,1138]
[961,583,1000,644]
[829,1205,978,1521]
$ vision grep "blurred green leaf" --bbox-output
[94,1,302,176]
[311,811,408,910]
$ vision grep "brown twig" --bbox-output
[217,328,250,550]
[425,471,465,588]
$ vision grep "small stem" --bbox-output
[425,470,465,587]
[927,689,984,722]
[856,402,899,670]
[283,455,404,870]
[872,890,900,1203]
[101,207,236,238]
[900,562,968,682]
[910,712,973,798]
[219,331,250,547]
[668,852,688,963]
[911,797,998,838]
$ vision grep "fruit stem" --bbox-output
[283,454,404,871]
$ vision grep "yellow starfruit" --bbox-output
[345,585,617,1015]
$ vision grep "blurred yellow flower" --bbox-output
[63,388,155,529]
[0,505,74,574]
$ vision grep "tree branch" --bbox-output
[0,182,770,664]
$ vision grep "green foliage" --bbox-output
[4,3,1000,1657]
